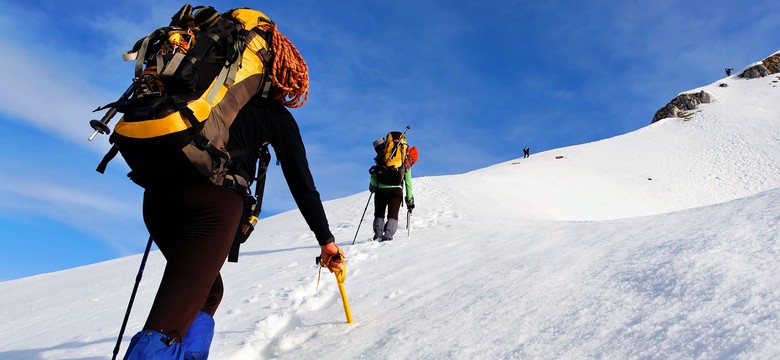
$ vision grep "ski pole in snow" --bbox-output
[351,192,373,245]
[112,235,154,360]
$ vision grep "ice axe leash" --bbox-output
[351,192,373,245]
[315,251,353,324]
[112,235,154,360]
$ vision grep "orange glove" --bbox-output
[319,242,344,272]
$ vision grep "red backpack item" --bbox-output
[405,146,418,169]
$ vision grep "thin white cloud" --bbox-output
[0,176,145,255]
[0,37,115,151]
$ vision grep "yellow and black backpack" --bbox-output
[93,4,308,189]
[372,130,409,185]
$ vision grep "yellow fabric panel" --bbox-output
[384,133,407,168]
[239,36,268,77]
[205,34,268,107]
[230,9,272,30]
[113,16,271,139]
[115,98,212,138]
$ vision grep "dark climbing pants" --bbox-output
[142,184,244,341]
[373,187,403,220]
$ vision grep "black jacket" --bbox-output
[227,96,334,245]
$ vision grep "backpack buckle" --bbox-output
[222,174,250,196]
[193,135,211,150]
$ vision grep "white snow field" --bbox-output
[2,60,780,359]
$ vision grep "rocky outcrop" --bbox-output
[738,52,780,79]
[651,90,713,123]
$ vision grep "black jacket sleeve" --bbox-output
[228,96,334,245]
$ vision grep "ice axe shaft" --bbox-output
[408,210,412,235]
[316,256,353,324]
[336,272,353,324]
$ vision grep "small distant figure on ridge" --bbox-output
[725,67,734,76]
[523,146,531,158]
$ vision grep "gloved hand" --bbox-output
[406,197,415,210]
[369,184,376,193]
[319,241,344,272]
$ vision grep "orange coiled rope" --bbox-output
[259,23,309,108]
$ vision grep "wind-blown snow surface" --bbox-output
[2,73,780,359]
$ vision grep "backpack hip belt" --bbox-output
[221,173,250,196]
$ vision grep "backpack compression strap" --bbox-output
[96,144,119,174]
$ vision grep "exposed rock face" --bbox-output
[738,52,780,79]
[651,51,779,124]
[651,90,713,123]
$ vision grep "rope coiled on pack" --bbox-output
[259,23,309,108]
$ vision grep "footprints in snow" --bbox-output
[228,186,458,357]
[229,275,345,358]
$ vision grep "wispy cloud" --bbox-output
[0,176,145,255]
[0,37,111,147]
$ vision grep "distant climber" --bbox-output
[523,146,530,158]
[725,67,734,76]
[369,132,415,242]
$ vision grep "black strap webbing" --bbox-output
[228,144,270,263]
[96,144,120,174]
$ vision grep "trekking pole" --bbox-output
[89,84,134,141]
[112,235,154,360]
[351,192,373,245]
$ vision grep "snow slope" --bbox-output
[1,68,780,359]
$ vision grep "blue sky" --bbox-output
[1,0,778,281]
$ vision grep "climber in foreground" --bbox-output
[90,4,342,359]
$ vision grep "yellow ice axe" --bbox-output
[332,267,353,324]
[316,251,353,324]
